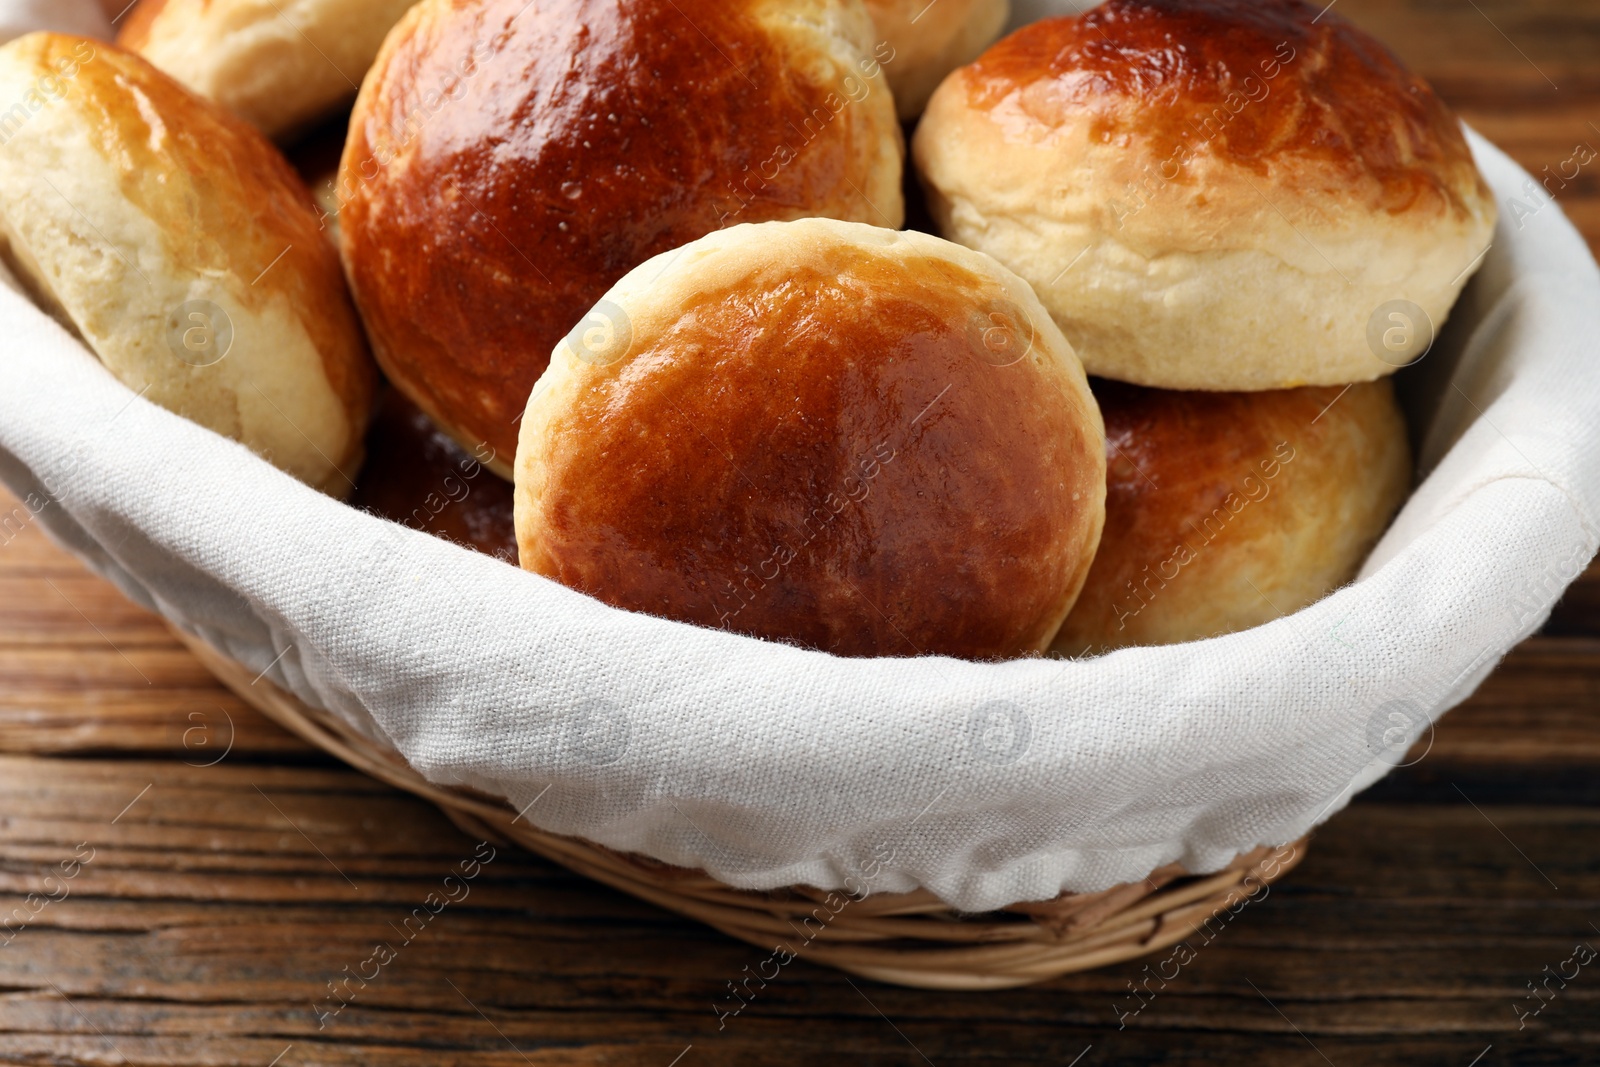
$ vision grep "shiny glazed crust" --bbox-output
[1052,379,1411,655]
[913,0,1497,391]
[341,0,906,476]
[0,33,374,495]
[118,0,419,139]
[864,0,1009,119]
[515,218,1107,660]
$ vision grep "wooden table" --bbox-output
[5,1,1600,1063]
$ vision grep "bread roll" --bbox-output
[1053,379,1411,656]
[118,0,418,139]
[864,0,1008,120]
[515,218,1106,660]
[0,34,374,495]
[913,0,1496,391]
[341,0,905,477]
[351,390,517,563]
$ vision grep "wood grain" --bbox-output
[1,750,1597,1066]
[3,1,1600,1063]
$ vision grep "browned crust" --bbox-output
[340,0,902,466]
[1054,378,1411,654]
[520,237,1104,661]
[959,0,1486,220]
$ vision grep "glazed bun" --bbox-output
[118,0,417,139]
[0,34,374,495]
[1053,379,1410,657]
[341,0,905,477]
[515,218,1106,660]
[864,0,1009,120]
[351,391,517,564]
[913,0,1497,391]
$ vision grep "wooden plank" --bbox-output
[0,756,1595,1063]
[0,498,313,758]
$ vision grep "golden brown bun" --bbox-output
[0,34,374,495]
[351,390,517,564]
[117,0,418,139]
[864,0,1008,120]
[341,0,905,477]
[515,218,1106,660]
[1053,379,1411,656]
[913,0,1497,391]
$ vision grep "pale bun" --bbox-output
[0,34,374,495]
[914,0,1497,391]
[865,0,1008,120]
[118,0,417,139]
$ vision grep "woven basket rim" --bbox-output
[172,627,1308,990]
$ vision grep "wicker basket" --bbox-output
[174,628,1307,990]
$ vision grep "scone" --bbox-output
[515,218,1106,660]
[0,33,374,495]
[914,0,1497,390]
[341,0,906,476]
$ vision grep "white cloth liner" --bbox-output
[2,0,1597,913]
